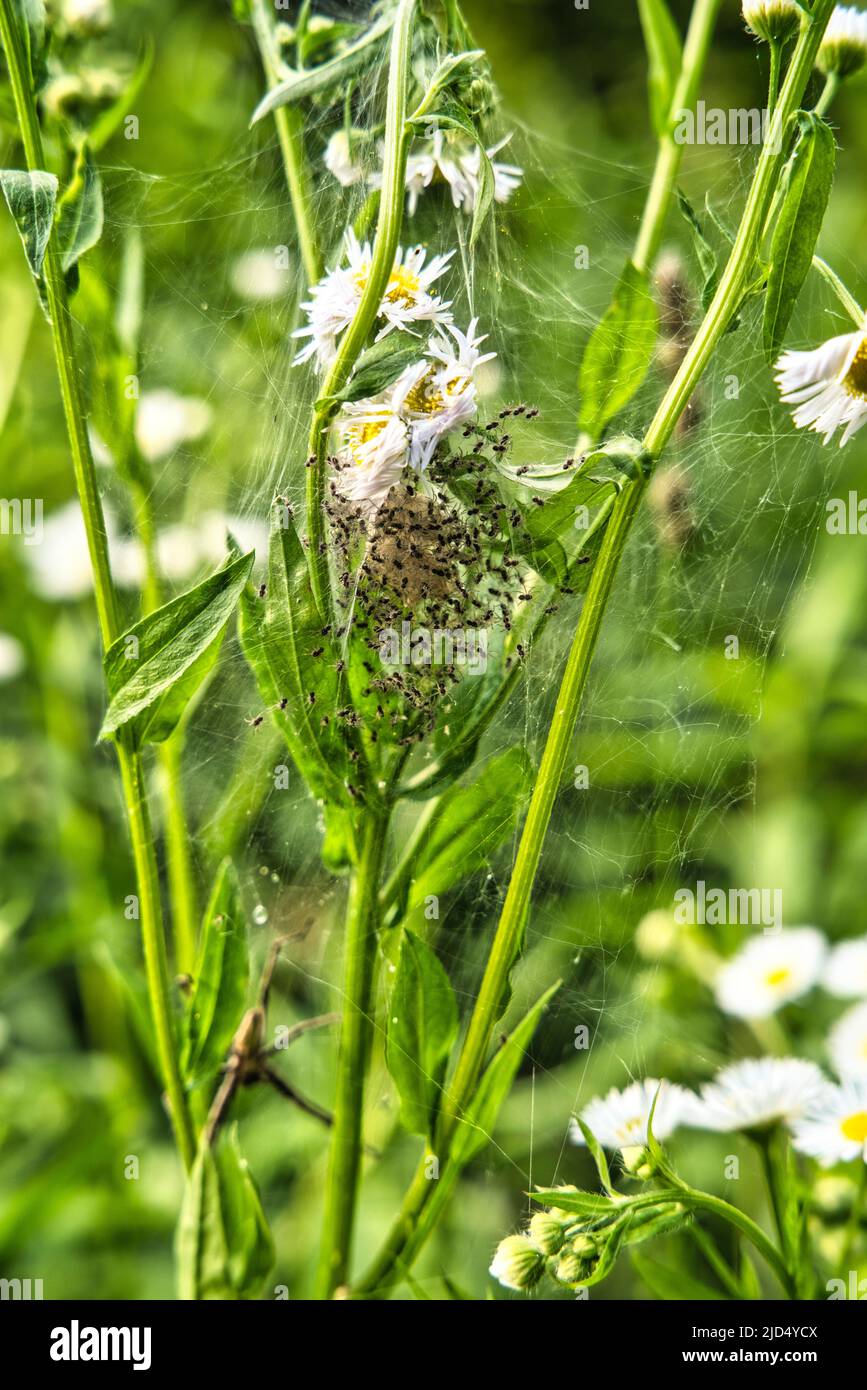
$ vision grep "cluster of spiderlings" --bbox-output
[324,408,542,739]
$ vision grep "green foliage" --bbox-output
[250,13,395,123]
[637,0,682,135]
[0,168,57,287]
[181,860,249,1088]
[386,930,458,1136]
[57,144,103,287]
[763,113,836,360]
[99,551,254,746]
[578,259,658,438]
[177,1131,274,1300]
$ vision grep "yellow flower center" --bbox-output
[403,368,444,415]
[765,967,792,988]
[385,264,421,305]
[842,337,867,401]
[346,418,386,469]
[840,1111,867,1144]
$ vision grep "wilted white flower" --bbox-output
[775,325,867,447]
[817,5,867,77]
[792,1078,867,1165]
[135,390,213,463]
[569,1078,690,1151]
[829,1001,867,1080]
[489,1234,544,1290]
[0,633,25,681]
[324,130,365,188]
[230,249,290,302]
[688,1058,831,1133]
[293,232,454,368]
[389,318,496,469]
[823,937,867,998]
[402,131,523,216]
[714,927,827,1019]
[741,0,801,43]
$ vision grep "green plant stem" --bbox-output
[812,254,864,325]
[305,0,418,620]
[767,38,783,114]
[0,0,195,1171]
[356,0,838,1297]
[688,1224,746,1299]
[754,1131,788,1256]
[680,1186,796,1297]
[314,806,390,1298]
[813,69,840,118]
[633,0,723,274]
[839,1159,867,1275]
[250,0,321,287]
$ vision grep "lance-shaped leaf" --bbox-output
[99,550,254,746]
[177,1130,274,1300]
[386,931,459,1137]
[0,168,58,282]
[578,259,658,439]
[319,334,422,409]
[763,112,836,361]
[411,49,486,123]
[57,144,104,284]
[415,99,495,246]
[638,0,682,136]
[405,747,533,912]
[182,860,249,1086]
[250,13,395,123]
[448,982,560,1164]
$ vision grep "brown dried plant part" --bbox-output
[204,937,340,1146]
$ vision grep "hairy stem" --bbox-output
[356,0,837,1296]
[305,0,418,620]
[314,807,390,1298]
[0,0,195,1170]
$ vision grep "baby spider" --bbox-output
[245,712,265,730]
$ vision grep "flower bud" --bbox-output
[489,1234,544,1291]
[554,1251,592,1286]
[742,1,801,44]
[817,5,867,79]
[528,1211,565,1256]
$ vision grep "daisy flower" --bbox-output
[829,1001,867,1080]
[292,231,454,368]
[0,633,25,682]
[569,1078,690,1151]
[817,5,867,78]
[774,323,867,448]
[822,937,867,998]
[335,402,410,509]
[390,318,496,469]
[741,0,801,44]
[688,1058,831,1134]
[403,131,523,217]
[792,1078,867,1165]
[713,927,827,1020]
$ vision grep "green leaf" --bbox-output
[763,112,836,360]
[57,144,103,282]
[578,258,658,438]
[324,335,421,407]
[88,41,154,153]
[632,1249,726,1300]
[237,503,352,806]
[0,168,58,283]
[638,0,682,136]
[412,50,486,122]
[250,13,395,123]
[449,982,559,1164]
[405,747,533,912]
[386,930,459,1137]
[177,1130,274,1300]
[182,860,249,1086]
[416,100,495,245]
[572,1116,616,1195]
[98,550,254,746]
[531,1188,621,1217]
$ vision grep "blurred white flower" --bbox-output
[324,131,365,187]
[817,5,867,78]
[688,1058,830,1133]
[829,1001,867,1080]
[135,390,213,463]
[292,231,453,368]
[489,1234,544,1291]
[200,511,269,565]
[792,1078,867,1165]
[230,249,291,302]
[0,633,25,681]
[775,326,867,447]
[823,936,867,998]
[741,0,801,43]
[26,501,143,600]
[714,927,827,1019]
[61,0,112,33]
[569,1078,690,1151]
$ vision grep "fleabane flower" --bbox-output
[713,927,827,1019]
[792,1078,867,1164]
[829,1001,867,1080]
[135,389,213,463]
[823,937,867,998]
[390,318,496,469]
[324,130,365,188]
[742,0,801,44]
[293,231,454,368]
[335,402,410,509]
[402,131,523,216]
[775,323,867,447]
[688,1058,831,1134]
[569,1078,690,1151]
[489,1234,544,1291]
[817,5,867,78]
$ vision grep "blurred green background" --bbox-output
[1,0,866,1299]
